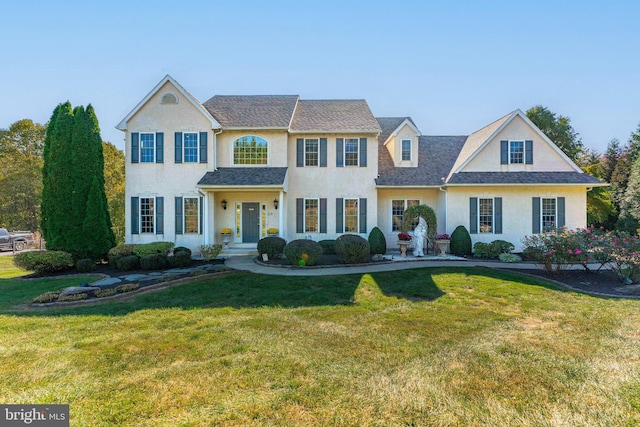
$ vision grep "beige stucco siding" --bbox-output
[446,186,587,252]
[463,116,575,172]
[286,133,379,240]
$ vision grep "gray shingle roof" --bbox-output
[447,172,603,185]
[198,168,288,186]
[290,100,381,133]
[202,95,299,128]
[376,135,468,186]
[376,117,417,144]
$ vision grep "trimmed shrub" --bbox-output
[450,225,472,255]
[335,234,370,264]
[116,255,140,271]
[318,240,337,255]
[473,242,492,259]
[173,246,192,257]
[200,244,223,261]
[133,241,174,257]
[473,240,516,259]
[499,253,522,263]
[168,251,192,268]
[491,240,515,255]
[58,293,88,302]
[75,258,97,272]
[116,283,139,293]
[257,236,287,258]
[95,288,117,298]
[283,239,323,266]
[402,205,437,242]
[33,291,61,304]
[368,227,387,255]
[14,251,74,274]
[140,253,169,270]
[108,244,137,267]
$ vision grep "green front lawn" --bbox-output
[0,257,639,426]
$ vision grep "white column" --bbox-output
[204,192,212,245]
[278,190,284,238]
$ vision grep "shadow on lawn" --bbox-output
[6,266,570,317]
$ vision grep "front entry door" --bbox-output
[242,203,260,243]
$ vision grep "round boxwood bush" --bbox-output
[318,240,336,255]
[108,244,137,267]
[168,251,192,268]
[283,239,323,266]
[140,253,169,270]
[173,246,192,257]
[368,226,387,255]
[75,258,97,272]
[14,251,74,274]
[116,254,140,271]
[450,225,472,255]
[257,236,287,258]
[335,234,370,264]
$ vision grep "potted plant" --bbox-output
[397,233,412,257]
[267,227,279,237]
[220,227,233,246]
[435,233,450,256]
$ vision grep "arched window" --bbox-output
[233,136,268,165]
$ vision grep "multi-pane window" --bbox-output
[140,133,155,163]
[305,199,319,232]
[510,141,524,164]
[233,136,268,164]
[344,199,359,232]
[542,198,556,229]
[184,133,198,163]
[305,138,319,166]
[140,198,154,233]
[391,199,420,231]
[401,139,411,161]
[345,138,359,166]
[184,197,199,233]
[479,198,493,233]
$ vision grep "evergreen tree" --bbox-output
[82,177,115,259]
[617,154,640,233]
[601,138,621,183]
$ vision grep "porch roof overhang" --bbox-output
[197,167,288,191]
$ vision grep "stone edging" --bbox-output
[253,256,468,269]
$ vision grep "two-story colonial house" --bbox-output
[117,75,603,253]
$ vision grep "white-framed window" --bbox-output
[305,138,319,166]
[233,135,268,165]
[479,198,493,233]
[344,199,359,232]
[510,140,524,164]
[140,133,155,163]
[184,197,199,233]
[345,138,359,166]
[391,199,420,232]
[542,198,556,229]
[305,199,319,232]
[184,133,198,163]
[140,197,155,233]
[401,139,411,161]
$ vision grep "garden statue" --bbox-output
[413,216,427,257]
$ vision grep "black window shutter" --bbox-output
[525,140,533,164]
[174,132,183,163]
[336,198,344,233]
[175,197,183,235]
[336,138,344,167]
[469,197,478,234]
[199,132,208,163]
[359,138,367,167]
[156,197,164,234]
[359,198,367,233]
[199,196,203,234]
[320,198,327,233]
[494,197,502,234]
[320,138,327,167]
[557,197,565,227]
[296,198,304,233]
[500,140,508,164]
[155,132,164,163]
[131,133,139,163]
[532,197,541,234]
[131,197,139,234]
[296,138,304,167]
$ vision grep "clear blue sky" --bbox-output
[1,0,638,153]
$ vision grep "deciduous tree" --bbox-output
[526,106,584,162]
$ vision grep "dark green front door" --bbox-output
[242,203,260,243]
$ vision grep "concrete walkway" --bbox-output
[224,254,559,276]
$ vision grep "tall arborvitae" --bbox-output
[41,101,75,251]
[41,102,115,259]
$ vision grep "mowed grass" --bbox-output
[0,257,639,426]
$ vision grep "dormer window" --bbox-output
[401,139,411,161]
